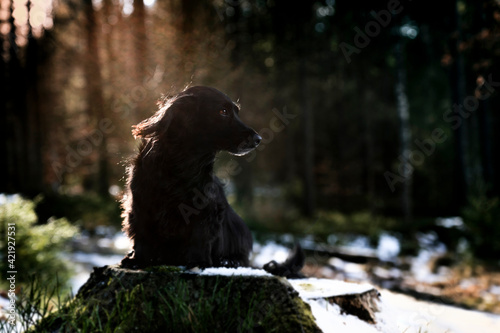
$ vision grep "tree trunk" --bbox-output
[84,0,109,196]
[299,58,316,217]
[449,0,469,208]
[102,0,119,101]
[225,4,255,205]
[474,1,495,197]
[362,91,376,212]
[24,30,44,195]
[133,0,147,81]
[477,100,493,191]
[132,0,148,121]
[0,22,8,192]
[3,0,30,194]
[171,0,199,83]
[395,39,412,224]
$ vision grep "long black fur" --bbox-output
[120,86,304,278]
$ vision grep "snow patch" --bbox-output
[411,232,448,283]
[376,233,400,260]
[328,257,368,281]
[113,232,133,251]
[337,236,377,257]
[198,267,272,277]
[305,298,381,333]
[489,285,500,296]
[290,278,400,332]
[251,241,290,267]
[289,278,374,299]
[68,252,124,267]
[0,193,21,205]
[436,216,464,229]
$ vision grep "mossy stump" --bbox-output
[34,265,322,332]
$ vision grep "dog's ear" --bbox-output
[131,105,174,139]
[132,94,197,139]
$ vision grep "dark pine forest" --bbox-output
[1,0,500,261]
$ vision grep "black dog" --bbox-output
[120,86,303,277]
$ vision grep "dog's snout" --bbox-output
[253,133,262,147]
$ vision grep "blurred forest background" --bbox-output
[1,0,500,263]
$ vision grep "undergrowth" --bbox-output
[0,275,72,333]
[30,276,271,333]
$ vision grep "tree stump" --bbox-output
[33,265,381,332]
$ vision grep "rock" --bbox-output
[34,265,322,332]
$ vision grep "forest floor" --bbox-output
[377,289,500,333]
[63,239,500,333]
[303,262,500,315]
[71,228,500,316]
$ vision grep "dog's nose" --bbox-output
[253,134,262,147]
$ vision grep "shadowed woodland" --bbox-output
[1,0,500,265]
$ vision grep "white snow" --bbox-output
[337,236,378,257]
[305,298,385,333]
[58,238,500,333]
[289,278,374,299]
[372,266,402,280]
[411,232,448,283]
[290,279,500,333]
[489,285,500,296]
[113,233,133,251]
[0,193,21,205]
[378,290,500,333]
[0,293,42,332]
[251,241,290,267]
[198,267,272,277]
[436,216,465,229]
[328,257,368,281]
[290,278,399,332]
[68,251,124,268]
[376,233,400,261]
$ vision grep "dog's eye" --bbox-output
[219,109,229,117]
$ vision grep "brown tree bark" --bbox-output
[132,0,148,89]
[84,0,109,196]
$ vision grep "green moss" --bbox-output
[106,276,114,286]
[32,266,322,333]
[145,265,183,273]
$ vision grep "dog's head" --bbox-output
[132,86,261,156]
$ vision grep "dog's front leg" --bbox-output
[184,227,214,269]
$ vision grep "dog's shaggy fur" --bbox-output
[120,86,303,276]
